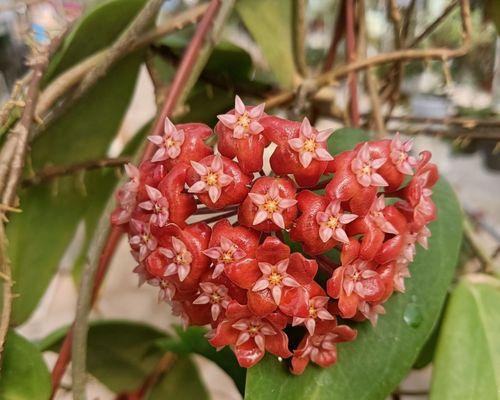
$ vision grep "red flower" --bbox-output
[326,239,385,318]
[247,237,317,318]
[216,96,269,174]
[145,222,211,293]
[210,301,292,368]
[290,191,357,255]
[239,177,298,231]
[203,219,261,288]
[263,116,333,187]
[147,118,212,170]
[291,319,357,375]
[186,155,251,209]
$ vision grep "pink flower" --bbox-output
[288,117,334,168]
[316,200,357,243]
[390,133,417,175]
[148,277,176,302]
[147,117,185,162]
[188,156,233,203]
[358,301,386,326]
[248,181,297,229]
[342,260,380,298]
[393,261,411,293]
[351,143,388,187]
[162,237,193,282]
[122,163,140,197]
[416,225,431,249]
[217,95,265,139]
[193,282,231,321]
[111,164,140,225]
[129,219,157,261]
[232,316,277,352]
[138,185,169,227]
[252,258,300,306]
[203,236,246,278]
[292,296,334,335]
[368,195,398,235]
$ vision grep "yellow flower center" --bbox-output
[221,251,234,264]
[309,305,318,318]
[174,252,190,266]
[211,293,221,303]
[397,151,407,164]
[303,138,317,152]
[263,199,279,214]
[361,164,371,175]
[204,172,219,186]
[165,137,176,148]
[327,216,338,229]
[237,113,251,129]
[248,324,260,335]
[268,272,283,286]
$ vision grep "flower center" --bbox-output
[268,271,283,286]
[263,198,279,213]
[352,271,361,281]
[326,216,338,229]
[237,112,250,129]
[165,137,177,148]
[309,305,318,318]
[204,171,219,186]
[248,323,261,336]
[174,251,190,266]
[397,151,407,164]
[361,164,371,175]
[210,292,222,303]
[221,250,234,264]
[303,138,317,152]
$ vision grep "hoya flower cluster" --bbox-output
[112,96,438,374]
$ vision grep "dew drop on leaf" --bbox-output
[403,302,423,328]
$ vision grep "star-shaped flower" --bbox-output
[203,236,246,278]
[390,133,417,175]
[248,181,297,229]
[162,237,193,282]
[193,282,231,321]
[188,156,233,203]
[316,199,357,243]
[351,143,388,187]
[217,95,265,139]
[288,117,333,168]
[147,117,185,162]
[138,185,169,227]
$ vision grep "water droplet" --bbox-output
[403,302,423,328]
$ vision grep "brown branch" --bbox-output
[0,27,68,367]
[22,156,130,187]
[35,3,209,123]
[322,0,346,72]
[73,0,165,100]
[345,0,359,126]
[292,0,308,77]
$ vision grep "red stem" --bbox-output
[345,0,359,126]
[49,1,222,397]
[200,210,237,224]
[322,0,346,72]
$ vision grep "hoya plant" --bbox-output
[0,0,498,399]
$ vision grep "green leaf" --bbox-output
[0,330,51,400]
[156,325,246,394]
[245,178,463,400]
[430,277,500,400]
[149,357,209,400]
[45,0,147,81]
[235,0,296,88]
[328,127,370,154]
[40,320,207,397]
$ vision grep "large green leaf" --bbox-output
[430,277,500,400]
[0,330,51,400]
[149,357,209,400]
[45,0,147,81]
[156,325,246,394]
[7,0,145,324]
[235,0,296,88]
[245,179,463,398]
[40,320,207,397]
